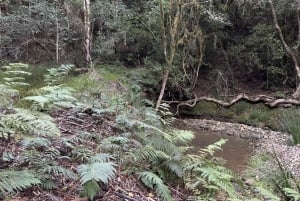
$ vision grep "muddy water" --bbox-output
[184,126,253,173]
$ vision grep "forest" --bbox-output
[1,0,300,200]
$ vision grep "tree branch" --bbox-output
[164,94,300,115]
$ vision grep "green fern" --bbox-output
[24,85,77,110]
[0,84,19,106]
[77,153,116,200]
[283,187,300,200]
[0,170,40,194]
[256,186,281,201]
[44,64,74,86]
[1,63,31,88]
[139,171,172,201]
[2,108,60,137]
[21,137,51,149]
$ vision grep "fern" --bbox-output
[256,186,281,201]
[0,170,40,194]
[198,138,227,157]
[2,108,60,137]
[1,63,31,88]
[139,171,172,201]
[0,84,19,106]
[134,145,172,162]
[24,85,78,110]
[38,163,77,180]
[283,187,300,200]
[21,137,51,149]
[77,153,116,200]
[78,162,116,184]
[44,64,74,86]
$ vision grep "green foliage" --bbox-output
[78,153,116,200]
[1,63,31,88]
[283,187,300,200]
[255,186,280,201]
[44,64,74,86]
[1,108,60,137]
[24,85,78,110]
[278,108,300,144]
[184,139,238,199]
[139,171,172,201]
[0,170,40,194]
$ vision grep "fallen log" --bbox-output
[163,94,300,115]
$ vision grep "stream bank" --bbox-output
[181,118,300,177]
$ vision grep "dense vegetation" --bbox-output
[1,0,300,200]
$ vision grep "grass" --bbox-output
[278,108,300,145]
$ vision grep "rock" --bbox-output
[245,178,256,186]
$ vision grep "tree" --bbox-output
[83,0,92,67]
[155,0,229,110]
[268,0,300,99]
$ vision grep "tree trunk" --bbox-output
[83,0,92,67]
[55,3,59,64]
[155,69,170,111]
[269,0,300,99]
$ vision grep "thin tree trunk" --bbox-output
[155,69,170,111]
[55,3,59,64]
[155,0,181,111]
[83,0,92,67]
[269,0,300,98]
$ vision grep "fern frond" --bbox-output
[1,63,31,89]
[283,187,300,200]
[78,162,116,184]
[2,108,60,137]
[139,171,172,201]
[199,166,235,196]
[0,84,19,106]
[198,138,227,157]
[0,170,40,194]
[39,164,77,179]
[172,129,194,143]
[24,86,77,110]
[78,153,116,185]
[82,180,101,200]
[89,153,113,163]
[256,186,280,201]
[44,64,74,86]
[21,137,51,149]
[163,160,184,178]
[134,145,171,162]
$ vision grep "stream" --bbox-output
[180,123,253,173]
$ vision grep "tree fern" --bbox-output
[0,170,40,194]
[139,171,172,201]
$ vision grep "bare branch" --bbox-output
[164,94,300,115]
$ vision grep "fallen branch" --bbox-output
[163,94,300,115]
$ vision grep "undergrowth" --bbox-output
[0,63,298,201]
